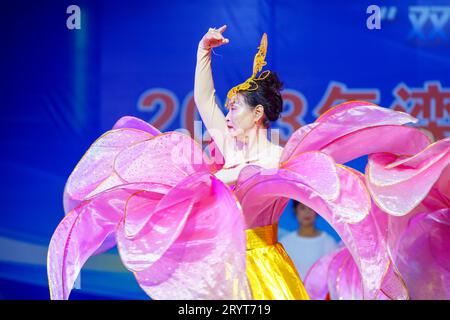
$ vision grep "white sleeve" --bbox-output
[323,234,339,254]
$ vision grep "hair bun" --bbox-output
[262,72,284,92]
[241,71,284,128]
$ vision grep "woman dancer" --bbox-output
[48,26,445,300]
[194,25,309,299]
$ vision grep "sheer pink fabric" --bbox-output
[303,136,449,300]
[48,101,448,300]
[50,117,249,300]
[304,208,449,300]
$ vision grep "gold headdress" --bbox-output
[226,33,270,107]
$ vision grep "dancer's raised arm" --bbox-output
[194,25,231,156]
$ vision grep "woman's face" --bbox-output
[225,93,257,139]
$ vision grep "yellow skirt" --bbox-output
[245,223,310,300]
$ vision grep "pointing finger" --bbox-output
[218,25,227,33]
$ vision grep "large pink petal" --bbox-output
[282,101,421,163]
[114,132,214,186]
[369,138,450,186]
[234,158,395,299]
[280,123,318,164]
[63,129,153,213]
[48,182,170,300]
[235,152,348,227]
[305,244,409,300]
[395,209,450,299]
[315,101,379,123]
[304,246,344,300]
[281,151,340,200]
[366,138,450,216]
[327,247,363,300]
[321,126,430,164]
[112,116,161,136]
[116,177,200,272]
[116,172,251,300]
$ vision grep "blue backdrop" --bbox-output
[1,0,449,299]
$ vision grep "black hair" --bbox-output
[293,200,317,216]
[241,71,284,128]
[293,200,304,210]
[293,200,314,213]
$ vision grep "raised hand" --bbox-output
[200,25,230,50]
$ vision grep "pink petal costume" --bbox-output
[46,98,448,300]
[304,136,449,300]
[366,137,449,299]
[305,208,449,300]
[48,23,448,302]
